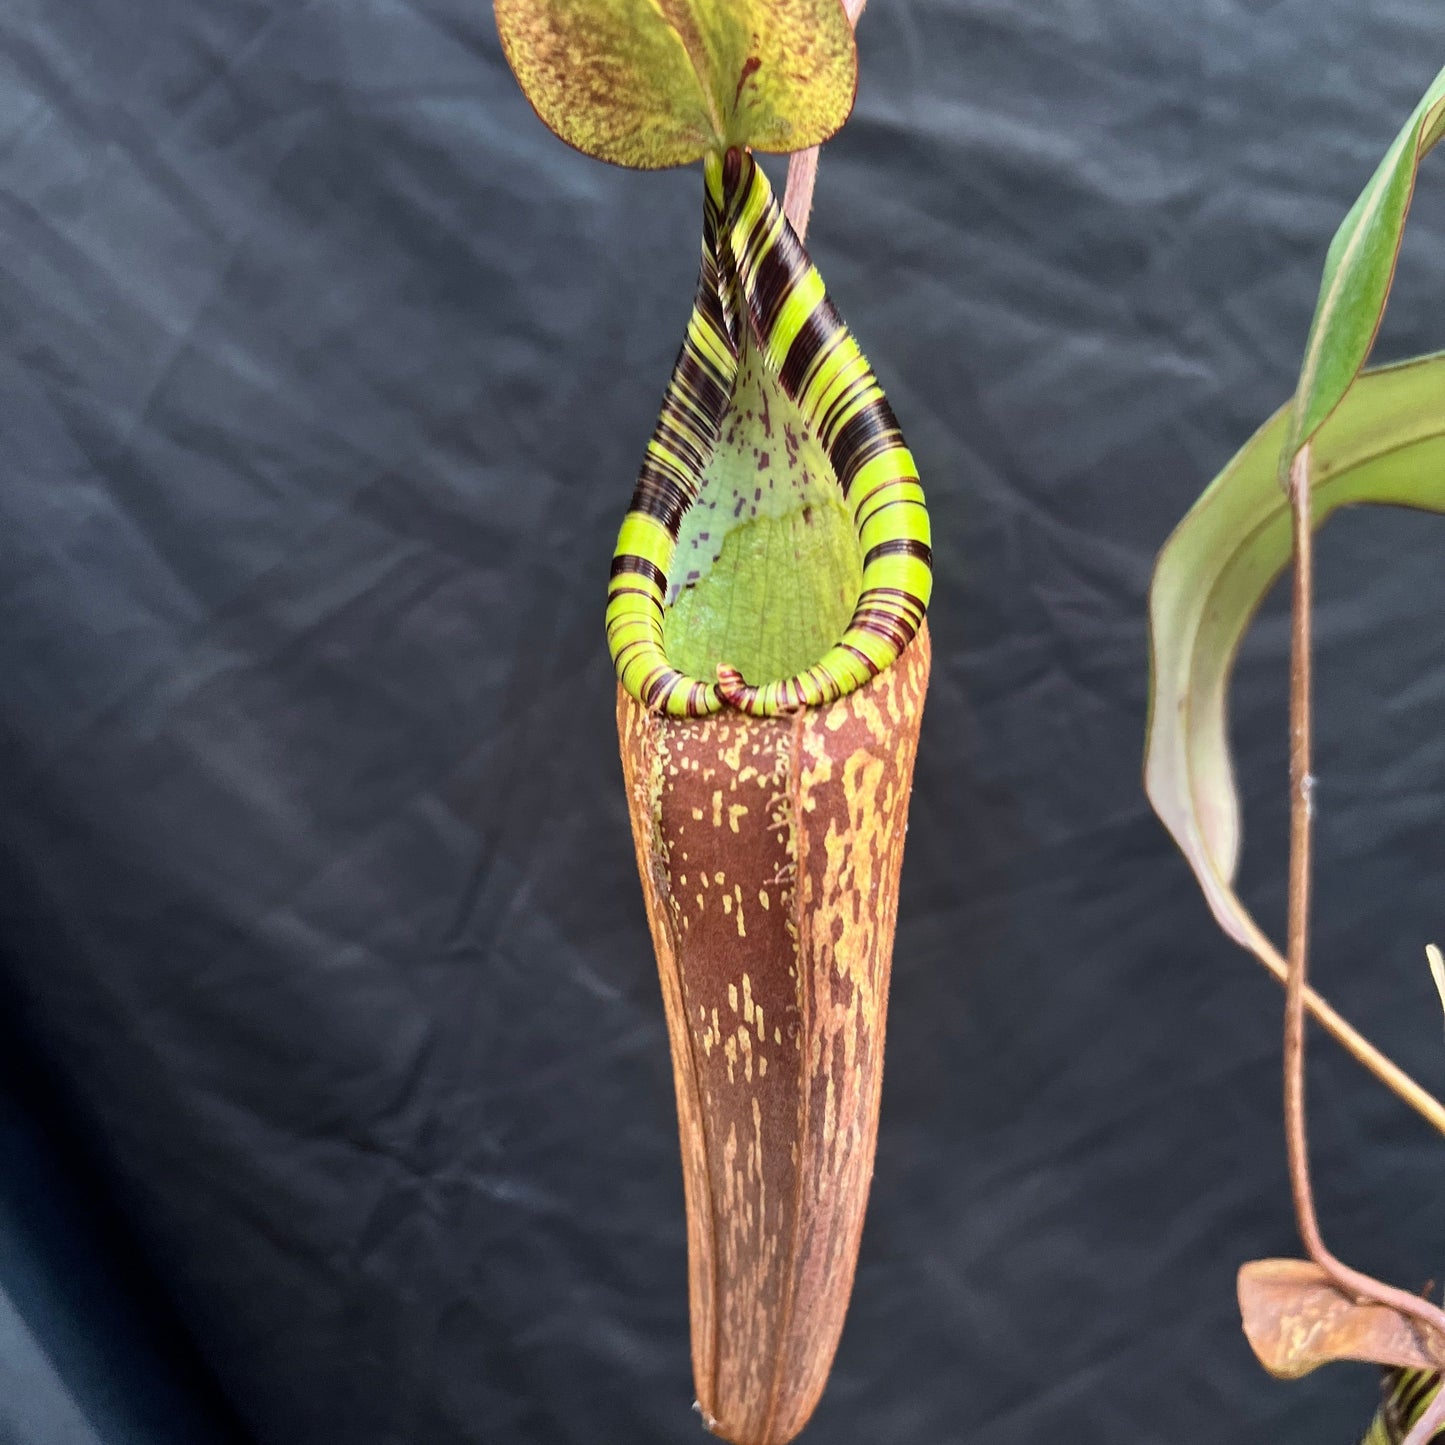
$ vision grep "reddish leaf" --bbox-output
[1238,1259,1445,1380]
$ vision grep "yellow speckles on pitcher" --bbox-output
[617,625,930,1445]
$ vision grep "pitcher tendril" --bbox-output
[607,148,932,717]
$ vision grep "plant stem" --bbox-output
[1284,442,1320,1264]
[1403,1388,1445,1445]
[783,147,820,238]
[783,0,867,240]
[1284,444,1445,1349]
[1251,936,1445,1136]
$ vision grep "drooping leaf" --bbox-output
[1238,1259,1445,1381]
[1282,64,1445,477]
[493,0,857,169]
[1144,354,1445,971]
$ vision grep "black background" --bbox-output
[4,2,1445,1442]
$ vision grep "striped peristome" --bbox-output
[1363,1367,1444,1443]
[606,147,932,718]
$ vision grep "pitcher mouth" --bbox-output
[606,148,932,719]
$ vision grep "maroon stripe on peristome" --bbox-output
[745,209,806,341]
[779,301,841,400]
[839,641,878,673]
[611,554,666,589]
[849,610,914,651]
[863,538,933,569]
[831,400,903,487]
[607,586,663,610]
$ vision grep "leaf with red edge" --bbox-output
[494,0,857,169]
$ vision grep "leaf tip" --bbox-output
[1427,943,1445,1034]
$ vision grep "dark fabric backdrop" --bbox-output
[3,2,1445,1442]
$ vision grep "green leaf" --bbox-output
[493,0,857,170]
[1145,353,1445,964]
[1282,64,1445,478]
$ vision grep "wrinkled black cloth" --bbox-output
[4,2,1445,1442]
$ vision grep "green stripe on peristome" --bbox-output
[606,150,932,718]
[1362,1368,1444,1443]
